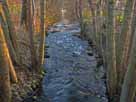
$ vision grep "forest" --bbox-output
[0,0,136,102]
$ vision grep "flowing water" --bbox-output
[37,23,108,102]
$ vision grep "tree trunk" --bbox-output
[106,0,117,98]
[39,0,45,69]
[116,0,134,87]
[119,0,136,88]
[20,0,28,28]
[1,0,19,64]
[0,11,17,66]
[0,23,11,102]
[78,0,84,37]
[27,0,38,70]
[120,24,136,102]
[88,0,97,44]
[0,12,18,83]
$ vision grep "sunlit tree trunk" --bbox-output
[0,11,17,66]
[1,0,19,65]
[0,24,11,102]
[39,0,45,69]
[0,12,18,83]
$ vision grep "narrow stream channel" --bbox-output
[37,23,108,102]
